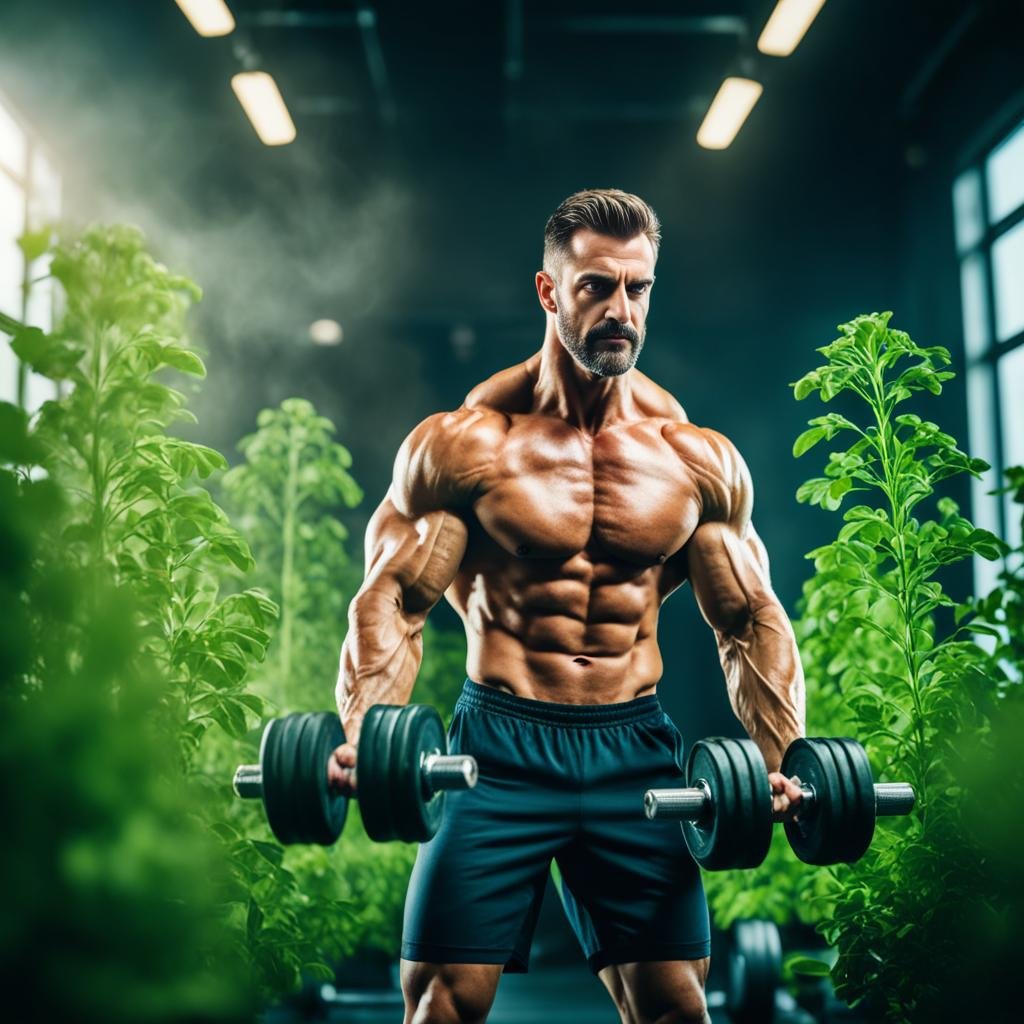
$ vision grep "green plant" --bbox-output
[3,223,371,1004]
[219,397,363,712]
[0,403,256,1023]
[11,225,276,767]
[782,311,1010,1018]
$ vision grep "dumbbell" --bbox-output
[727,919,782,1024]
[232,703,478,845]
[643,736,915,869]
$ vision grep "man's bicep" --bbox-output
[359,490,468,620]
[686,519,774,637]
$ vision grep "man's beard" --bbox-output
[556,307,645,377]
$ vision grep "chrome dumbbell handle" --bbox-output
[234,753,479,802]
[643,779,712,821]
[793,781,916,816]
[872,782,916,816]
[421,752,478,793]
[233,764,263,799]
[644,778,916,820]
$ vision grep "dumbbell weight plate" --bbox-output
[683,738,772,870]
[358,704,450,843]
[781,737,846,865]
[356,705,400,842]
[261,712,348,845]
[727,918,782,1024]
[824,738,876,863]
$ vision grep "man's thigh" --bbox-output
[400,960,504,1024]
[598,958,711,1024]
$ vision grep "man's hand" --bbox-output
[769,771,803,822]
[328,742,358,796]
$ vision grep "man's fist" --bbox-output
[769,771,803,822]
[328,742,357,795]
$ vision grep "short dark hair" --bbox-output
[543,188,661,278]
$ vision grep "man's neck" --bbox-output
[527,329,639,434]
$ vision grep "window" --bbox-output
[0,87,61,413]
[953,111,1024,598]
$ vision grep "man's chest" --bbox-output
[470,419,704,565]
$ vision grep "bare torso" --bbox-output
[441,354,717,704]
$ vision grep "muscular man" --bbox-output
[329,188,806,1024]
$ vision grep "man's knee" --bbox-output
[616,958,711,1024]
[401,960,501,1024]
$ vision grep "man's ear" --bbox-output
[535,269,558,314]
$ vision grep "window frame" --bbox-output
[952,94,1024,594]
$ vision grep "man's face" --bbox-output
[551,228,656,377]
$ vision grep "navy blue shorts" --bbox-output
[401,679,711,975]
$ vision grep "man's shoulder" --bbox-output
[632,368,689,423]
[464,359,536,416]
[661,421,752,524]
[393,397,512,519]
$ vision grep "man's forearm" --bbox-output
[715,602,806,773]
[335,587,424,745]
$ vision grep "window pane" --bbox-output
[0,171,25,319]
[992,218,1024,342]
[0,94,26,179]
[24,255,53,333]
[953,168,985,253]
[29,147,61,228]
[999,346,1024,549]
[0,326,16,404]
[987,118,1024,225]
[966,363,1002,600]
[23,368,55,416]
[959,251,990,359]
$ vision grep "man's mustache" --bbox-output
[588,323,639,344]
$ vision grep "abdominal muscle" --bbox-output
[450,550,671,705]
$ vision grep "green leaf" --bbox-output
[793,427,827,458]
[10,326,49,365]
[161,346,207,377]
[17,227,52,264]
[787,955,833,977]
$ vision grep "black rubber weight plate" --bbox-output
[728,919,781,1024]
[814,738,851,866]
[686,738,757,870]
[826,738,875,863]
[782,738,843,865]
[262,713,306,845]
[718,739,756,870]
[300,713,347,845]
[683,740,727,869]
[731,738,773,869]
[389,705,447,843]
[358,705,401,842]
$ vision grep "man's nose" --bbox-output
[604,283,631,325]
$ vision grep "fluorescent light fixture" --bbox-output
[696,78,763,150]
[757,0,827,57]
[174,0,236,38]
[231,72,297,146]
[310,319,343,345]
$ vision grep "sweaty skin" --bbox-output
[330,227,806,1024]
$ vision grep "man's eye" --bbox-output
[629,284,648,294]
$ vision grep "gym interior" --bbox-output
[1,2,1022,1022]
